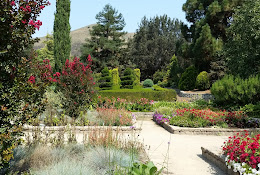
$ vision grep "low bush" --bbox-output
[143,79,154,88]
[196,71,210,90]
[98,89,177,102]
[178,66,198,90]
[211,74,260,106]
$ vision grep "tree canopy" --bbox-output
[81,4,126,72]
[128,15,182,79]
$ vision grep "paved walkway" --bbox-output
[135,119,228,175]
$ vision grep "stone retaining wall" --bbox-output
[159,121,260,136]
[178,91,214,101]
[201,147,239,175]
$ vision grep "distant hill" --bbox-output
[34,24,135,57]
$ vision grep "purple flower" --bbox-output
[130,126,136,129]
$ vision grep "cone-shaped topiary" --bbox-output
[121,68,134,89]
[99,67,112,90]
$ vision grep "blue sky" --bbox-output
[33,0,187,38]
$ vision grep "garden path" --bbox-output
[135,118,228,175]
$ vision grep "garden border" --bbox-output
[22,125,142,131]
[155,120,260,135]
[201,147,239,175]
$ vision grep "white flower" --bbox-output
[258,163,260,168]
[228,165,232,169]
[242,162,246,166]
[252,169,257,174]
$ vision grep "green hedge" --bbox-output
[98,88,177,102]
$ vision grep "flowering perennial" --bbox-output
[223,132,260,174]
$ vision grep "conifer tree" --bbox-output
[81,4,126,72]
[53,0,71,72]
[180,0,244,73]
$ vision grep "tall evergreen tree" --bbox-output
[81,4,126,72]
[128,15,182,79]
[53,0,71,72]
[180,0,244,73]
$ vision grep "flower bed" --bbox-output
[153,108,260,128]
[223,131,260,174]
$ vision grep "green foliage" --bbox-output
[178,66,198,90]
[99,67,112,90]
[128,15,182,79]
[143,79,154,88]
[180,0,244,72]
[128,161,163,175]
[0,0,50,170]
[133,69,141,86]
[167,55,182,87]
[121,68,134,89]
[223,0,260,78]
[98,89,177,102]
[36,34,54,67]
[53,0,71,72]
[196,71,210,90]
[111,68,121,89]
[80,4,126,72]
[211,75,260,106]
[153,70,167,84]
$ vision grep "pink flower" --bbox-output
[29,20,35,26]
[28,76,35,84]
[40,5,45,9]
[21,19,27,24]
[11,1,15,6]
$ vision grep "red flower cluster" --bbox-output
[28,20,42,30]
[223,131,260,169]
[28,75,35,84]
[175,108,226,125]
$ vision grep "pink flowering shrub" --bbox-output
[223,132,260,174]
[56,56,96,117]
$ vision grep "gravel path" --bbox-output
[136,119,228,175]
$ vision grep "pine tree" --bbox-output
[128,15,182,79]
[36,34,54,67]
[81,4,126,72]
[53,0,71,72]
[180,0,244,73]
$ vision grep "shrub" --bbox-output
[57,56,96,118]
[153,69,167,84]
[196,71,210,90]
[98,89,177,102]
[178,66,198,90]
[133,68,141,86]
[99,67,112,90]
[121,68,134,89]
[211,74,260,106]
[0,0,50,170]
[167,55,182,87]
[143,79,154,88]
[111,68,120,89]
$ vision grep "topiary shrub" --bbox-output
[167,55,182,87]
[111,68,121,89]
[196,71,210,90]
[133,68,141,86]
[178,66,198,91]
[143,79,154,88]
[211,74,260,106]
[121,68,134,89]
[99,67,112,90]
